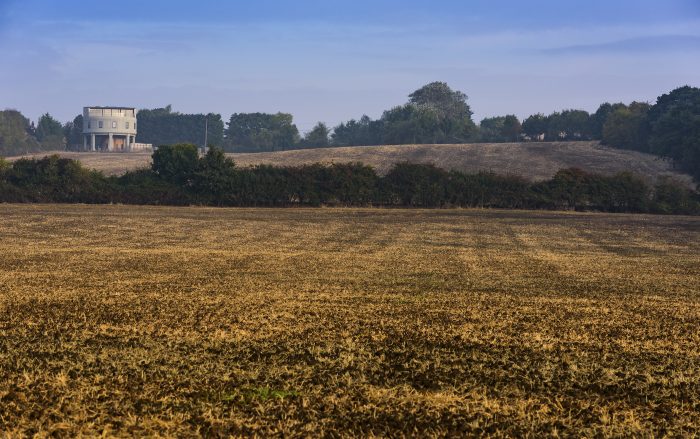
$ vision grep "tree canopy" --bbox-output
[63,115,84,151]
[137,106,224,148]
[601,102,650,151]
[224,112,300,152]
[479,115,521,142]
[331,115,383,147]
[300,122,331,149]
[151,143,200,185]
[408,81,473,120]
[1,83,699,184]
[647,86,700,180]
[0,110,41,155]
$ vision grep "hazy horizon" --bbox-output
[1,0,699,132]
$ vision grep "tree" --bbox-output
[151,143,199,185]
[300,122,330,148]
[0,109,41,156]
[521,113,549,139]
[331,115,383,146]
[407,81,477,143]
[380,82,476,145]
[63,115,84,151]
[408,81,473,120]
[547,110,592,140]
[501,115,522,142]
[647,86,700,181]
[137,107,224,147]
[381,104,442,144]
[225,112,300,152]
[479,115,521,142]
[192,146,237,203]
[601,102,650,152]
[590,102,626,139]
[652,177,699,214]
[35,113,64,150]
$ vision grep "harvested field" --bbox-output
[0,204,699,436]
[231,141,691,184]
[8,141,694,186]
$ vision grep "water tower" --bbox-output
[82,106,150,152]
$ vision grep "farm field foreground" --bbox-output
[1,205,699,436]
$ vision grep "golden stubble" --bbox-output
[0,204,698,437]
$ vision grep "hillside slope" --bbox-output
[231,141,692,183]
[8,141,694,186]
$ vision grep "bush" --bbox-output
[1,147,697,215]
[151,144,199,186]
[7,155,108,203]
[382,163,449,207]
[651,177,700,215]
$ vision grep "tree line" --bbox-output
[1,145,698,214]
[2,82,698,182]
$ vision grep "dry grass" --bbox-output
[9,141,693,186]
[0,204,699,436]
[231,141,691,184]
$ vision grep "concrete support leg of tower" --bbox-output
[125,134,131,151]
[91,134,96,151]
[108,133,113,151]
[83,135,87,151]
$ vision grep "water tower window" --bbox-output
[125,122,129,129]
[98,121,103,128]
[112,121,117,129]
[88,122,91,129]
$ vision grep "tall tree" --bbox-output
[192,146,237,203]
[601,102,651,152]
[224,112,300,152]
[381,104,442,144]
[0,110,41,156]
[647,86,700,181]
[547,110,592,140]
[521,113,549,139]
[381,82,476,145]
[151,143,199,185]
[301,122,330,148]
[408,81,473,120]
[501,115,522,142]
[35,113,64,150]
[590,103,626,139]
[479,115,521,142]
[63,114,84,151]
[331,115,383,146]
[137,107,224,147]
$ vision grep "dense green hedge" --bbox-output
[0,147,698,215]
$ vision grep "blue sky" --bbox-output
[1,0,699,132]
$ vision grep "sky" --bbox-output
[1,0,699,132]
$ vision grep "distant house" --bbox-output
[82,106,152,152]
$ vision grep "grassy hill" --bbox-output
[8,141,695,186]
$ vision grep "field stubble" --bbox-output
[9,141,694,187]
[0,205,699,436]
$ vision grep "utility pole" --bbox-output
[204,116,208,152]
